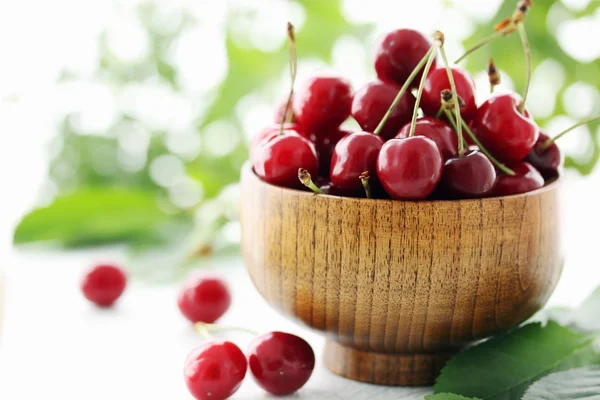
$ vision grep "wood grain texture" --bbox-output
[240,165,563,385]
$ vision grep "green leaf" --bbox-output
[433,322,600,400]
[545,287,600,333]
[522,366,600,400]
[13,187,173,247]
[426,394,481,400]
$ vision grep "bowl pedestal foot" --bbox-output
[323,340,454,386]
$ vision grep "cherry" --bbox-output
[473,92,539,162]
[80,263,127,307]
[351,80,415,140]
[491,161,544,196]
[330,132,384,192]
[377,136,443,199]
[442,150,497,198]
[292,71,352,132]
[177,275,231,324]
[274,96,295,124]
[421,65,477,121]
[307,128,350,176]
[248,332,315,396]
[524,132,562,180]
[250,123,299,163]
[373,29,435,87]
[253,130,319,188]
[184,341,247,400]
[396,117,458,160]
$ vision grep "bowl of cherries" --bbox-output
[241,7,588,386]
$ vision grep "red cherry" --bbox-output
[524,132,562,179]
[250,123,299,163]
[421,66,477,121]
[396,117,458,160]
[80,264,127,307]
[274,97,295,124]
[376,136,443,199]
[442,150,497,198]
[473,92,539,162]
[292,71,352,132]
[492,161,544,196]
[177,275,231,324]
[184,341,247,400]
[248,332,315,396]
[330,132,384,191]
[373,29,435,86]
[253,130,319,188]
[351,80,415,140]
[308,128,350,176]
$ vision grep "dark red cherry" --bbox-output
[373,29,435,86]
[184,341,247,400]
[330,132,384,191]
[253,130,319,188]
[351,80,415,140]
[524,132,562,179]
[442,150,497,198]
[308,128,350,176]
[292,71,352,132]
[248,332,315,396]
[274,97,295,124]
[421,65,477,121]
[250,123,299,163]
[80,263,127,307]
[492,161,544,196]
[376,136,443,199]
[314,177,362,197]
[473,92,539,162]
[177,275,231,324]
[396,117,458,160]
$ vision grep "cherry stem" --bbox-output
[541,115,600,150]
[374,43,437,136]
[445,109,515,176]
[517,23,531,113]
[360,171,372,199]
[438,45,463,154]
[280,22,297,136]
[454,24,514,64]
[408,38,441,137]
[298,168,323,194]
[488,58,500,94]
[194,322,258,339]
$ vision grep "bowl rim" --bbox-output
[242,163,560,205]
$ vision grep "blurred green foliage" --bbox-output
[13,0,600,277]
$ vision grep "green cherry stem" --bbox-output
[541,115,600,150]
[194,322,258,339]
[517,23,531,113]
[298,168,323,194]
[280,22,297,136]
[454,24,514,64]
[445,109,515,175]
[408,34,442,137]
[360,171,372,199]
[438,45,463,154]
[373,40,438,136]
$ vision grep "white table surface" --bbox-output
[1,173,600,400]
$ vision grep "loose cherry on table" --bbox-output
[473,92,539,162]
[351,80,415,140]
[421,65,477,121]
[373,28,435,87]
[184,341,247,400]
[491,161,544,196]
[524,131,562,179]
[248,331,315,396]
[253,130,319,189]
[442,150,497,198]
[80,263,127,307]
[396,117,458,160]
[177,275,231,324]
[376,136,443,200]
[330,132,384,192]
[292,71,353,132]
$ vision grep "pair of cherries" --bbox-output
[252,27,556,200]
[177,274,315,400]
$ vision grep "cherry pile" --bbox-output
[80,265,315,400]
[252,10,598,201]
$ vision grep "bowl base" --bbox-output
[323,340,454,386]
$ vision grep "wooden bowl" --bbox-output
[240,164,563,386]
